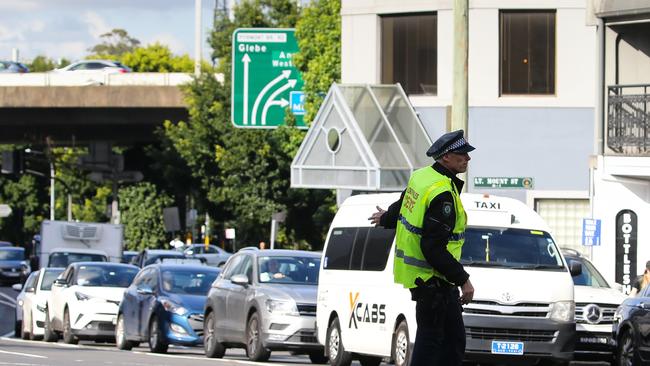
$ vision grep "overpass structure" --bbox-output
[0,73,203,145]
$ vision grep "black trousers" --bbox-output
[409,287,465,366]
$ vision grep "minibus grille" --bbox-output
[466,327,557,342]
[464,301,549,318]
[574,303,618,325]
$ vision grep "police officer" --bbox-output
[369,129,475,366]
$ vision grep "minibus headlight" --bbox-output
[549,301,574,322]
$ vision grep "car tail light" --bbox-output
[118,68,127,73]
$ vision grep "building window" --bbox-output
[381,12,437,95]
[500,10,556,95]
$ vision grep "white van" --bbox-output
[316,193,577,366]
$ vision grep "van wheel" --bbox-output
[246,312,271,361]
[326,317,352,366]
[358,355,382,366]
[63,308,78,344]
[43,308,58,342]
[204,311,226,358]
[392,320,410,366]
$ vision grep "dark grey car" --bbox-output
[203,248,325,363]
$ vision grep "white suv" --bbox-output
[44,262,138,343]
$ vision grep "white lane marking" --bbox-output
[0,292,17,304]
[0,362,44,366]
[133,351,299,365]
[0,349,47,359]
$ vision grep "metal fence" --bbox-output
[607,84,650,154]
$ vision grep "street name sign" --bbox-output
[232,28,306,129]
[0,204,11,217]
[474,177,534,189]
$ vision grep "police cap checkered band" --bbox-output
[426,129,475,158]
[433,138,469,159]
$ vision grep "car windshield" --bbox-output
[161,269,219,295]
[41,269,64,290]
[570,257,610,288]
[48,252,106,267]
[258,256,320,284]
[0,249,24,260]
[461,228,565,269]
[76,265,138,287]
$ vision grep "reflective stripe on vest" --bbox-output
[399,214,465,241]
[395,249,432,269]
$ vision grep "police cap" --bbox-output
[426,129,475,159]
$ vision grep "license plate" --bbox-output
[580,336,609,344]
[491,341,524,355]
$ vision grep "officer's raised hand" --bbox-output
[368,206,386,226]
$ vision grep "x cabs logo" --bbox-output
[347,291,386,329]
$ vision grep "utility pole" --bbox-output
[194,0,202,76]
[50,161,55,220]
[453,0,469,188]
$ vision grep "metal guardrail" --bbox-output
[607,84,650,154]
[0,72,205,86]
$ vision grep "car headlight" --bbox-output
[75,291,92,301]
[160,298,187,316]
[265,299,299,316]
[18,300,23,306]
[549,301,574,322]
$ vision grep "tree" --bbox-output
[119,182,173,250]
[120,43,194,72]
[27,56,70,72]
[165,0,336,248]
[88,28,141,58]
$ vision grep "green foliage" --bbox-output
[27,56,70,72]
[120,43,194,72]
[165,0,335,248]
[88,28,141,57]
[0,174,46,245]
[119,182,173,250]
[294,0,341,123]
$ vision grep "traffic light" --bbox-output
[1,150,24,175]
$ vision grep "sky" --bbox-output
[0,0,216,63]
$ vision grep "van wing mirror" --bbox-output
[569,261,582,277]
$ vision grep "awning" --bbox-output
[291,83,432,191]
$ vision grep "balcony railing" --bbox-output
[607,84,650,154]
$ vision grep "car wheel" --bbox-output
[43,308,58,342]
[14,319,22,338]
[308,351,329,364]
[63,308,78,344]
[115,314,134,350]
[204,311,226,358]
[20,309,30,340]
[392,320,410,366]
[617,328,641,366]
[148,316,168,353]
[358,355,382,366]
[246,312,271,361]
[326,317,352,366]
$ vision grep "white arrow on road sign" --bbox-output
[261,79,296,125]
[251,70,291,125]
[0,204,12,218]
[242,53,251,125]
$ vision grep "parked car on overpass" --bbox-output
[52,59,131,74]
[0,61,29,73]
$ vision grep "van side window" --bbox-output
[362,227,395,271]
[350,228,369,270]
[324,228,356,269]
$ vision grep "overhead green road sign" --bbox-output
[474,177,534,189]
[232,28,306,129]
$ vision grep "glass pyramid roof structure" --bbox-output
[291,84,432,191]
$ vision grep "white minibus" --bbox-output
[316,192,577,366]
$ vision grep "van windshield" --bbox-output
[461,228,565,270]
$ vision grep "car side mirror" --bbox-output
[25,286,36,293]
[53,278,67,287]
[569,261,582,277]
[137,285,154,295]
[231,274,249,287]
[12,283,22,292]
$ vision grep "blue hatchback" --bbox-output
[115,263,220,353]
